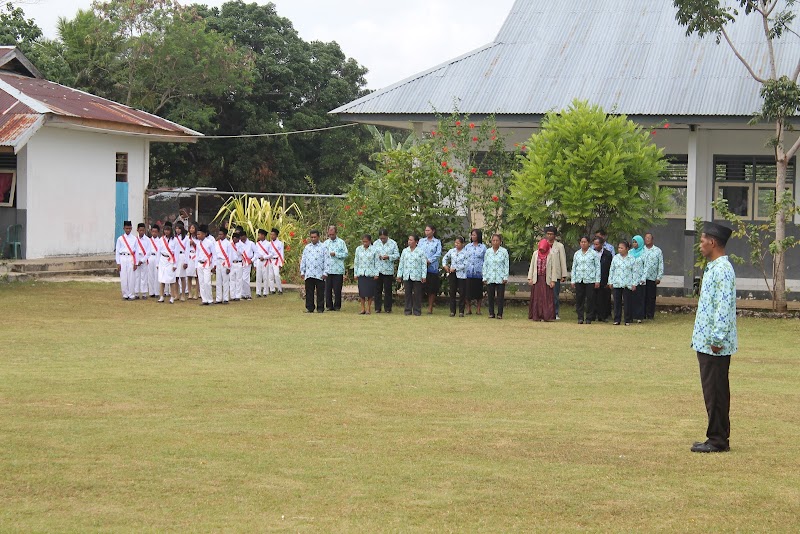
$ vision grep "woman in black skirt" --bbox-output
[465,229,487,315]
[354,234,379,314]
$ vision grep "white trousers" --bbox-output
[255,261,268,295]
[119,261,135,299]
[147,256,159,295]
[135,263,148,296]
[198,264,213,303]
[215,267,230,302]
[241,263,252,298]
[230,263,243,300]
[267,262,283,293]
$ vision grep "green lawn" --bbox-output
[1,282,798,532]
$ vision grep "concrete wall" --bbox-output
[20,126,148,258]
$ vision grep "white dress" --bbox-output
[157,236,178,284]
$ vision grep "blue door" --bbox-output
[115,181,128,242]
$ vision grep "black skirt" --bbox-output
[467,278,484,300]
[357,276,376,298]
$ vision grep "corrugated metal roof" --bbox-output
[332,0,797,117]
[0,113,43,148]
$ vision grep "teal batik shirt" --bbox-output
[323,237,349,275]
[482,246,509,284]
[353,245,379,277]
[464,242,487,278]
[397,246,428,281]
[571,249,600,284]
[692,256,738,356]
[418,237,442,274]
[442,247,468,279]
[608,254,639,289]
[643,245,664,281]
[372,238,400,275]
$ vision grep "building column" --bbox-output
[412,121,424,139]
[684,126,712,295]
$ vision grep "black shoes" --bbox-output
[691,441,730,453]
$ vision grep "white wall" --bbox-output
[23,126,148,258]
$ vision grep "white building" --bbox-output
[331,0,800,295]
[0,47,200,259]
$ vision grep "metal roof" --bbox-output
[331,0,798,118]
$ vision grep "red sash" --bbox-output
[162,236,175,263]
[149,237,158,253]
[270,240,284,267]
[217,240,231,268]
[136,237,147,255]
[257,241,270,263]
[241,244,252,265]
[121,234,136,264]
[176,237,187,252]
[198,240,213,267]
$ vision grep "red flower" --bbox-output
[441,161,448,167]
[357,210,364,216]
[470,167,477,174]
[664,122,670,129]
[443,147,449,152]
[289,231,295,237]
[492,195,499,202]
[431,131,437,136]
[487,170,494,177]
[285,245,291,251]
[472,136,478,142]
[455,120,461,126]
[447,168,454,174]
[345,205,351,211]
[302,238,308,244]
[457,130,462,135]
[387,169,392,173]
[521,145,527,151]
[469,123,475,129]
[491,136,497,141]
[651,130,656,135]
[514,143,519,147]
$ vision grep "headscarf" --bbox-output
[537,238,551,261]
[630,235,645,259]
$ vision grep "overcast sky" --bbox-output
[18,0,516,89]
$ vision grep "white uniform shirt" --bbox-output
[230,240,244,262]
[269,239,285,267]
[156,235,178,264]
[196,236,216,267]
[214,238,234,269]
[255,239,271,264]
[238,238,256,266]
[116,232,137,265]
[135,234,150,265]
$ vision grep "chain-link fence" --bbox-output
[145,188,345,231]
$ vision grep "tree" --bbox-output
[674,0,800,311]
[0,2,71,81]
[508,100,669,252]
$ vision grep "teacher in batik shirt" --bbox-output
[323,225,348,312]
[418,224,442,314]
[465,229,487,315]
[690,222,736,454]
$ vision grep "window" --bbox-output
[659,155,688,218]
[116,153,128,183]
[714,156,795,220]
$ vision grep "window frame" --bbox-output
[713,155,795,220]
[116,153,129,183]
[658,154,688,219]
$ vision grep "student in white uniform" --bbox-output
[147,225,161,297]
[254,229,271,297]
[134,223,150,299]
[229,232,244,301]
[214,227,233,304]
[236,226,256,300]
[267,228,285,294]
[186,223,199,300]
[173,221,189,302]
[157,222,179,304]
[115,220,138,301]
[195,224,216,305]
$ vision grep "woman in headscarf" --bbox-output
[629,235,647,323]
[527,238,557,321]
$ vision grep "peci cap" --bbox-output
[544,225,557,234]
[123,220,132,227]
[703,222,733,246]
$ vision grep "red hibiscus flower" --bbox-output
[441,161,448,167]
[491,136,497,141]
[431,131,437,136]
[487,170,494,177]
[664,123,670,129]
[302,238,308,244]
[492,195,499,202]
[285,245,291,251]
[387,169,392,173]
[447,168,454,174]
[455,121,461,126]
[443,147,449,152]
[521,145,527,151]
[289,231,295,237]
[469,123,475,129]
[345,205,351,211]
[357,210,363,216]
[651,130,656,135]
[472,137,478,142]
[470,167,477,174]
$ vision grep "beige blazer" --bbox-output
[549,240,567,280]
[527,251,558,285]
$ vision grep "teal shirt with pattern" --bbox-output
[643,245,664,281]
[323,237,349,275]
[442,247,468,279]
[571,249,600,284]
[692,256,738,356]
[372,238,400,275]
[397,246,428,281]
[482,246,509,284]
[353,245,379,277]
[608,254,639,289]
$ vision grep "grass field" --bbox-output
[1,281,799,532]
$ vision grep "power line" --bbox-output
[59,121,362,140]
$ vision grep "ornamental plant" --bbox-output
[214,195,309,283]
[507,100,670,256]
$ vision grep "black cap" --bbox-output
[544,225,557,234]
[123,220,132,227]
[703,222,733,246]
[198,224,209,234]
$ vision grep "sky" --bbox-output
[17,0,517,89]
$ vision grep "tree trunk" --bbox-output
[774,136,788,312]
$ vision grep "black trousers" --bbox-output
[632,284,645,320]
[448,273,466,314]
[487,283,505,317]
[613,287,633,324]
[403,279,422,316]
[305,278,325,312]
[325,273,344,310]
[593,286,611,321]
[697,352,731,448]
[644,279,658,319]
[574,283,595,321]
[375,273,394,312]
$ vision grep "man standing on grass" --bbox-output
[691,222,736,453]
[544,225,567,320]
[301,229,329,313]
[323,225,348,311]
[115,220,137,301]
[643,232,664,320]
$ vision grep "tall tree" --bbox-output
[674,0,800,311]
